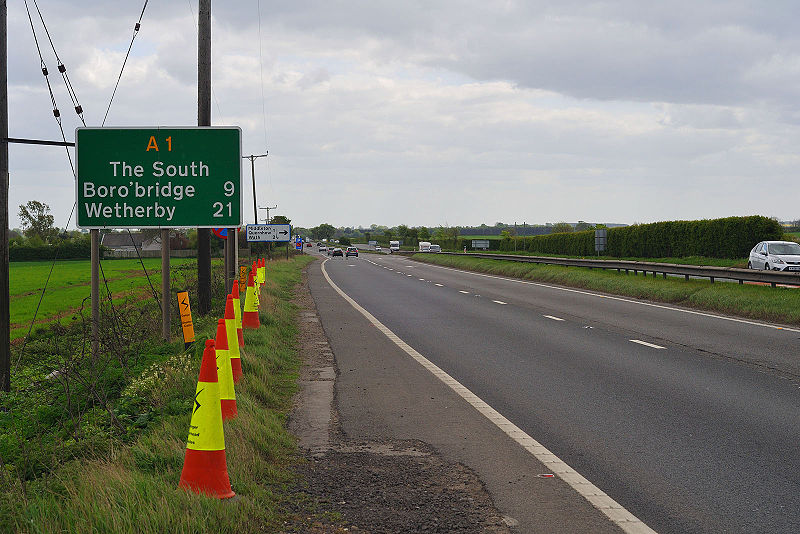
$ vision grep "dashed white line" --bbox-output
[630,339,666,349]
[459,290,470,294]
[320,259,656,534]
[419,278,426,281]
[435,283,444,287]
[544,315,565,321]
[493,300,507,305]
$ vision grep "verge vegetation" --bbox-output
[412,253,800,326]
[1,255,316,533]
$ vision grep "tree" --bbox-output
[271,215,291,225]
[551,222,574,234]
[417,226,430,241]
[312,223,336,241]
[18,200,57,243]
[575,220,592,231]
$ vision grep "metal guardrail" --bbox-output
[424,252,800,288]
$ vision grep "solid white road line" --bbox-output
[415,261,800,333]
[630,339,666,349]
[543,315,565,321]
[320,259,656,534]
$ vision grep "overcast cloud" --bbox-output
[7,0,800,230]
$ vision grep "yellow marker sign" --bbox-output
[239,266,247,293]
[186,381,225,451]
[177,291,196,349]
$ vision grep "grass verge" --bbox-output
[412,253,800,326]
[1,254,316,533]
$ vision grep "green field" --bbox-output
[10,258,197,339]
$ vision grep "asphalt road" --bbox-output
[311,250,800,534]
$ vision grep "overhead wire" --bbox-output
[102,0,150,126]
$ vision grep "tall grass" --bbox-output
[414,254,800,325]
[1,255,316,533]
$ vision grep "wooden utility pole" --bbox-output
[161,229,170,341]
[90,229,99,358]
[196,0,212,314]
[0,0,9,391]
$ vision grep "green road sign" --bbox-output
[76,127,242,228]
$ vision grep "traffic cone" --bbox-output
[215,319,237,420]
[242,269,260,330]
[225,295,243,384]
[258,258,265,285]
[231,282,245,349]
[178,339,235,499]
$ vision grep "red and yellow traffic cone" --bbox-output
[252,261,261,308]
[225,295,243,384]
[231,282,245,349]
[242,269,260,330]
[215,318,237,420]
[258,258,265,285]
[178,339,235,499]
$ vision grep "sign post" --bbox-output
[76,127,242,341]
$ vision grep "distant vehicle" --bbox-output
[345,246,359,257]
[374,245,382,252]
[748,241,800,271]
[389,240,400,253]
[306,242,312,247]
[319,245,327,252]
[331,248,344,257]
[429,244,441,253]
[418,241,431,252]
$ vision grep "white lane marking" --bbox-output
[419,278,426,281]
[348,264,356,267]
[544,315,565,321]
[459,290,470,294]
[407,274,413,277]
[435,283,444,287]
[415,261,800,333]
[493,300,507,305]
[320,259,656,534]
[630,339,666,349]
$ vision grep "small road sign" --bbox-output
[212,227,228,239]
[245,224,291,242]
[76,127,242,228]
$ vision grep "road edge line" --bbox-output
[320,259,657,534]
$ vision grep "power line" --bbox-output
[102,0,150,126]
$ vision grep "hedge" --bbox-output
[10,237,95,261]
[498,216,783,259]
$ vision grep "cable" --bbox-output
[102,0,149,126]
[30,0,85,125]
[257,0,269,153]
[126,229,162,312]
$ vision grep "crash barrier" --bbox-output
[179,258,267,499]
[435,252,800,288]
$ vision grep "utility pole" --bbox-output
[196,0,211,314]
[259,204,276,260]
[244,153,268,223]
[0,0,9,391]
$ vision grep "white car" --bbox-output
[748,241,800,271]
[319,245,327,252]
[374,245,382,252]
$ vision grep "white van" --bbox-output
[429,244,441,253]
[418,241,431,252]
[389,240,400,253]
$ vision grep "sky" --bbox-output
[7,0,800,231]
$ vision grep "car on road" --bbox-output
[748,241,800,271]
[429,244,441,253]
[326,247,333,256]
[374,245,381,252]
[331,248,344,257]
[345,246,358,257]
[319,245,327,252]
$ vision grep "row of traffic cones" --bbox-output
[178,258,267,499]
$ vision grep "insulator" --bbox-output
[58,63,66,73]
[41,67,48,76]
[53,109,60,118]
[134,23,140,31]
[75,105,83,115]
